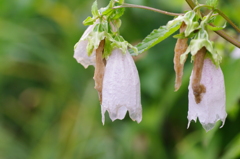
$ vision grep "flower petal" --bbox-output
[74,25,96,68]
[101,49,142,124]
[188,58,227,131]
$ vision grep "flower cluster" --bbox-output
[74,1,141,124]
[74,1,228,131]
[172,11,227,131]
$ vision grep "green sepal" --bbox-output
[103,38,112,58]
[109,19,122,33]
[129,20,181,55]
[100,0,115,16]
[180,28,221,66]
[86,24,107,56]
[103,34,138,56]
[99,0,125,20]
[173,32,186,39]
[111,8,125,19]
[207,22,226,31]
[173,32,195,39]
[83,16,95,26]
[91,1,100,18]
[206,0,218,8]
[167,11,200,37]
[207,14,217,24]
[117,0,124,4]
[93,22,108,32]
[111,35,129,54]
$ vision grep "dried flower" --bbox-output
[93,40,105,103]
[191,47,206,104]
[101,49,142,124]
[188,58,227,131]
[174,22,188,91]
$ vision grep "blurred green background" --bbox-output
[0,0,240,158]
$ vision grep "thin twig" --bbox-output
[113,3,183,16]
[185,0,240,48]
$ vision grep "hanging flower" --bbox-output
[101,49,142,124]
[187,58,227,131]
[73,19,142,124]
[74,24,97,68]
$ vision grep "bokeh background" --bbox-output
[0,0,240,158]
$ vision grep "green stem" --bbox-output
[185,0,240,48]
[113,3,183,16]
[215,9,240,33]
[193,4,213,11]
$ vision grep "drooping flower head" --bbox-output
[101,49,142,124]
[172,11,228,131]
[73,0,141,124]
[188,57,227,131]
[74,23,97,68]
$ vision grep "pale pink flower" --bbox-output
[188,58,227,131]
[74,24,96,68]
[101,49,142,124]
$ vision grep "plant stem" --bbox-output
[185,0,240,48]
[215,9,240,33]
[193,4,240,33]
[113,3,183,16]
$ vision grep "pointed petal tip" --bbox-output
[187,118,197,129]
[187,121,191,129]
[174,87,179,92]
[174,80,182,92]
[201,118,226,132]
[202,123,215,132]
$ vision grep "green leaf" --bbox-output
[103,38,112,58]
[207,22,226,31]
[180,28,222,66]
[83,16,95,26]
[111,8,125,19]
[91,1,100,17]
[167,11,200,37]
[100,0,115,16]
[110,35,129,54]
[206,0,218,8]
[117,0,124,4]
[86,24,107,55]
[129,21,181,55]
[108,19,121,34]
[173,32,195,39]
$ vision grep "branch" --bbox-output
[113,3,183,16]
[193,4,240,33]
[185,0,240,48]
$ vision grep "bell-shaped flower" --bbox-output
[101,49,142,124]
[187,58,227,131]
[74,24,97,68]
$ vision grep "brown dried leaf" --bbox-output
[174,22,188,91]
[191,47,207,104]
[93,40,105,103]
